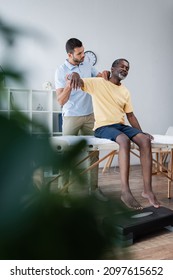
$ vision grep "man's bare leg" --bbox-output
[132,133,160,208]
[116,134,143,209]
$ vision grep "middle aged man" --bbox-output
[66,58,160,209]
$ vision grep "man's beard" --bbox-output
[72,56,84,64]
[118,73,126,80]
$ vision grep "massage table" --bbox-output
[50,135,119,177]
[50,135,173,197]
[50,136,119,192]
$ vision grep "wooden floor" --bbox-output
[98,165,173,260]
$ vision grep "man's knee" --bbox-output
[116,133,131,148]
[135,134,151,149]
[142,136,151,149]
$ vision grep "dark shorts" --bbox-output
[94,124,143,141]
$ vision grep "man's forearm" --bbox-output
[130,118,142,130]
[127,113,142,130]
[56,84,71,106]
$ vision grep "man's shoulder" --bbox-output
[83,77,105,85]
[83,77,103,81]
[121,83,130,91]
[55,62,69,76]
[119,84,131,97]
[86,77,108,82]
[80,60,91,67]
[58,62,68,71]
[80,60,98,71]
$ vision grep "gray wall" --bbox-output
[0,0,173,136]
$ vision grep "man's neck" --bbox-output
[109,77,121,86]
[67,59,79,66]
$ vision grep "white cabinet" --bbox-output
[0,88,62,136]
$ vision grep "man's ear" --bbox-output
[68,52,72,59]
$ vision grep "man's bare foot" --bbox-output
[121,192,143,210]
[142,191,160,208]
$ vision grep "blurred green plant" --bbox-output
[0,17,130,260]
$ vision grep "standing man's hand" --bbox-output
[66,72,81,90]
[101,70,110,80]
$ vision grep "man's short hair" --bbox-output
[65,38,83,54]
[112,58,129,67]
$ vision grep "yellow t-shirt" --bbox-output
[82,77,133,130]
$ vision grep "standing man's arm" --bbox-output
[56,71,85,105]
[56,69,110,106]
[55,64,74,106]
[56,83,72,106]
[57,70,85,103]
[55,66,71,106]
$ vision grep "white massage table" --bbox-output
[50,135,119,174]
[50,135,173,197]
[50,136,119,192]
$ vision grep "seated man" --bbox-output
[67,58,160,209]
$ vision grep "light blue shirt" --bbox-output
[55,60,99,116]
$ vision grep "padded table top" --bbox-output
[50,136,119,151]
[50,134,173,152]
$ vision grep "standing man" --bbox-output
[68,58,160,209]
[55,38,107,200]
[55,38,100,135]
